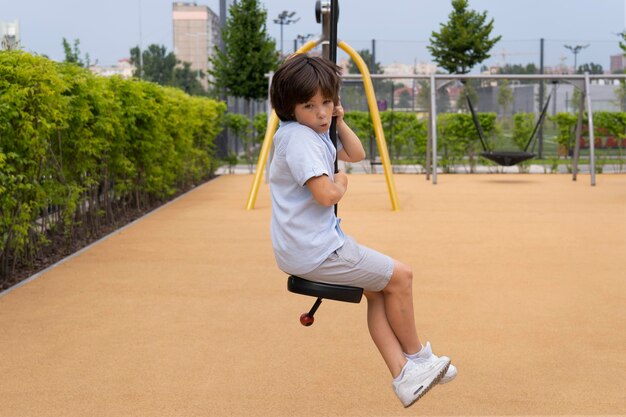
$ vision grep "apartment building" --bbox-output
[172,2,221,89]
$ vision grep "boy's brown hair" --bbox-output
[270,54,342,122]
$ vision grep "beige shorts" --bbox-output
[297,235,395,292]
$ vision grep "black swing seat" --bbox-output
[464,80,555,167]
[480,151,535,167]
[287,276,363,303]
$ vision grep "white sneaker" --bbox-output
[392,356,450,408]
[414,342,457,384]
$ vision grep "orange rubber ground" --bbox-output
[1,174,625,416]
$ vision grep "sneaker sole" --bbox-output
[440,367,457,384]
[439,373,456,384]
[404,359,450,408]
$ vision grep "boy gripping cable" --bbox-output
[269,53,456,408]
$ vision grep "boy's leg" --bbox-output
[366,289,451,408]
[363,290,407,378]
[381,260,422,355]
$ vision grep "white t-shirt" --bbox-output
[269,121,345,275]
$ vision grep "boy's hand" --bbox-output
[333,98,345,122]
[334,170,348,190]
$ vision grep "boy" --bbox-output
[269,53,456,408]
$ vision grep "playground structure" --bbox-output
[245,0,626,211]
[427,73,626,186]
[1,1,624,414]
[339,72,626,186]
[463,80,555,167]
[246,0,399,212]
[258,0,376,326]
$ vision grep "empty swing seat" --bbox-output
[464,80,556,167]
[480,151,535,167]
[287,276,363,326]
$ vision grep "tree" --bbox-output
[347,49,382,75]
[223,113,252,170]
[497,79,514,120]
[416,80,451,113]
[62,38,89,67]
[427,0,501,74]
[348,49,391,100]
[576,62,603,74]
[493,63,538,85]
[130,44,207,96]
[398,89,412,108]
[174,62,207,96]
[498,63,538,75]
[130,44,177,86]
[209,0,278,102]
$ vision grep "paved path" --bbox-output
[1,174,625,416]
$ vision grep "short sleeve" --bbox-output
[285,131,330,187]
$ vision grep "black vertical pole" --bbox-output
[369,38,377,169]
[329,0,339,216]
[329,0,339,173]
[371,39,376,71]
[215,0,229,158]
[390,82,394,155]
[538,38,545,159]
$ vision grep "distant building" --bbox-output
[475,82,623,114]
[90,59,135,79]
[610,53,626,73]
[0,19,20,50]
[172,2,221,89]
[383,61,438,75]
[382,61,437,87]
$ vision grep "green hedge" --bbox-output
[347,110,626,169]
[344,110,427,163]
[550,111,626,151]
[0,51,225,280]
[344,110,497,171]
[437,112,497,171]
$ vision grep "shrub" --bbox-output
[0,51,226,282]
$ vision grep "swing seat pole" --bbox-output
[300,298,323,326]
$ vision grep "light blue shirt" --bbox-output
[269,121,345,275]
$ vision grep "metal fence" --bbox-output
[338,73,626,185]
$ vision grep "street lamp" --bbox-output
[564,44,589,73]
[273,10,299,56]
[294,33,315,52]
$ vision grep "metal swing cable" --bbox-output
[526,83,556,153]
[463,84,490,152]
[463,80,555,154]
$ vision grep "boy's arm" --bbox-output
[334,102,366,163]
[306,171,348,207]
[337,120,366,162]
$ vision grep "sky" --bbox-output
[2,0,625,72]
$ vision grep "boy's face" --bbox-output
[294,90,334,134]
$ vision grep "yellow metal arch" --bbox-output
[338,41,399,211]
[245,40,399,211]
[244,40,317,211]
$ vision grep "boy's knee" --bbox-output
[385,261,413,294]
[397,261,413,282]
